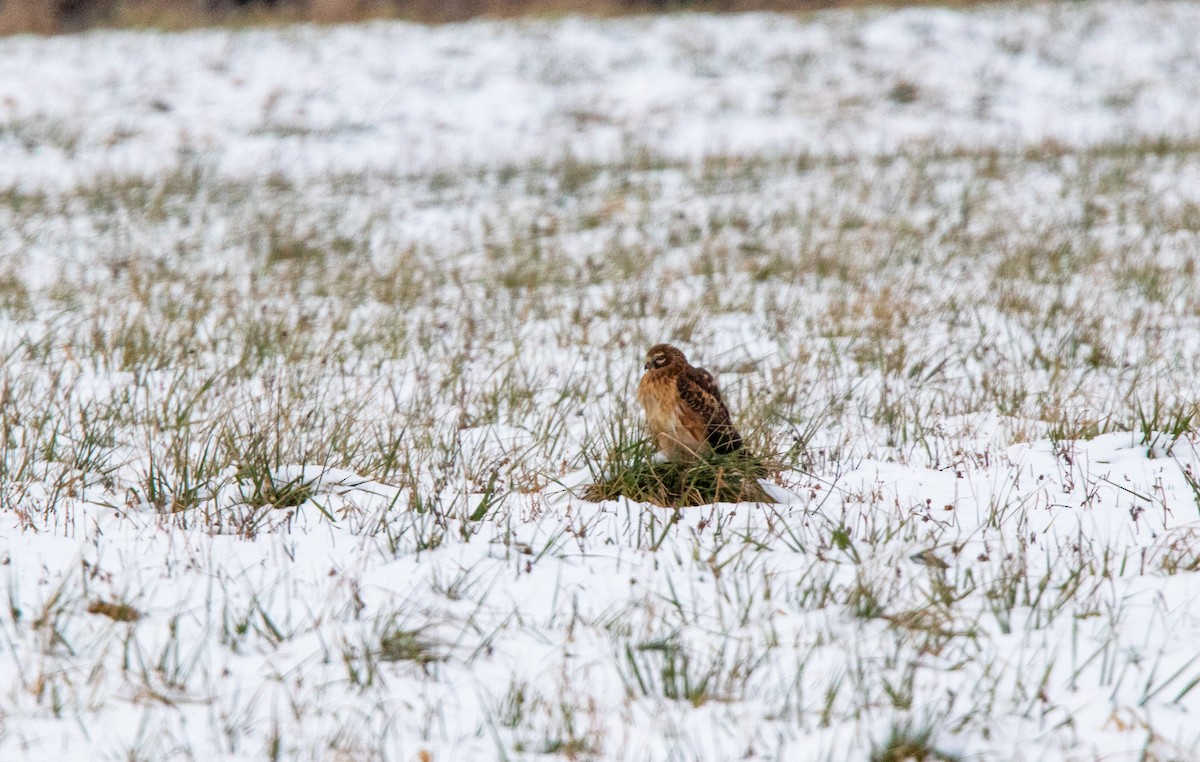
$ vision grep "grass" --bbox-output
[378,627,441,664]
[2,8,1200,758]
[870,719,961,762]
[1,138,1197,753]
[622,635,763,706]
[581,432,775,507]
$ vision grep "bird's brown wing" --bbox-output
[677,366,743,455]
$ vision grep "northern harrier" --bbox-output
[637,343,743,460]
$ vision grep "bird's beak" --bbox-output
[643,361,650,370]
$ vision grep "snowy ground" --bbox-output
[2,2,1200,760]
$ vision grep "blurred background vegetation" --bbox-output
[0,0,968,35]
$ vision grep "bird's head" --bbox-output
[644,343,685,370]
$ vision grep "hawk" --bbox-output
[637,343,743,461]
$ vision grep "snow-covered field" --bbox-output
[2,2,1200,760]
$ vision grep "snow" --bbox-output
[1,1,1200,760]
[2,3,1200,190]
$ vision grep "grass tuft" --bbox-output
[870,718,961,762]
[581,424,775,507]
[378,628,441,665]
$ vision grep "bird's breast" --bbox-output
[638,373,680,433]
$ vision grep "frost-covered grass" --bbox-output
[3,3,1200,761]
